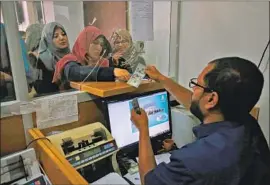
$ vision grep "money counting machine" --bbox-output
[1,148,51,185]
[47,122,119,183]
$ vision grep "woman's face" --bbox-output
[114,37,129,52]
[53,27,69,49]
[88,38,103,61]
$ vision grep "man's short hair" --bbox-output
[204,57,264,121]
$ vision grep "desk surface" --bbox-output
[70,81,163,97]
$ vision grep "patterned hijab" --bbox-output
[111,29,145,73]
[25,23,44,52]
[38,22,70,71]
[112,29,132,55]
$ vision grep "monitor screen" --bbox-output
[106,91,171,148]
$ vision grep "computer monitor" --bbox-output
[103,90,171,149]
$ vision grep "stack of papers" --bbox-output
[125,153,171,184]
[136,153,171,165]
[124,172,141,185]
[92,172,129,185]
[154,153,171,164]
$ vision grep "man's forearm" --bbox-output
[159,75,193,109]
[138,129,157,185]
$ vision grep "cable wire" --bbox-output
[79,49,107,87]
[258,39,270,68]
[26,137,51,149]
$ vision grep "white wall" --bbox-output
[178,1,269,144]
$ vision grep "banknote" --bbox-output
[127,63,146,88]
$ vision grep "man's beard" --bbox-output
[190,100,204,122]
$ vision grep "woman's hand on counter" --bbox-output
[114,68,130,81]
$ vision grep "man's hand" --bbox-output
[163,139,175,152]
[114,68,130,81]
[145,65,166,82]
[131,108,156,185]
[130,108,149,132]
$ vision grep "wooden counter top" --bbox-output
[70,81,164,97]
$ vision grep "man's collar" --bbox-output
[192,121,240,139]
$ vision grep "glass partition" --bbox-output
[1,1,172,99]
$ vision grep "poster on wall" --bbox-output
[35,94,78,129]
[130,1,154,41]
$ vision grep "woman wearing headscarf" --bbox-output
[25,23,44,53]
[0,23,34,100]
[109,29,146,73]
[25,23,44,96]
[52,26,130,89]
[32,22,70,95]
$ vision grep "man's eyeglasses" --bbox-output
[189,78,214,92]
